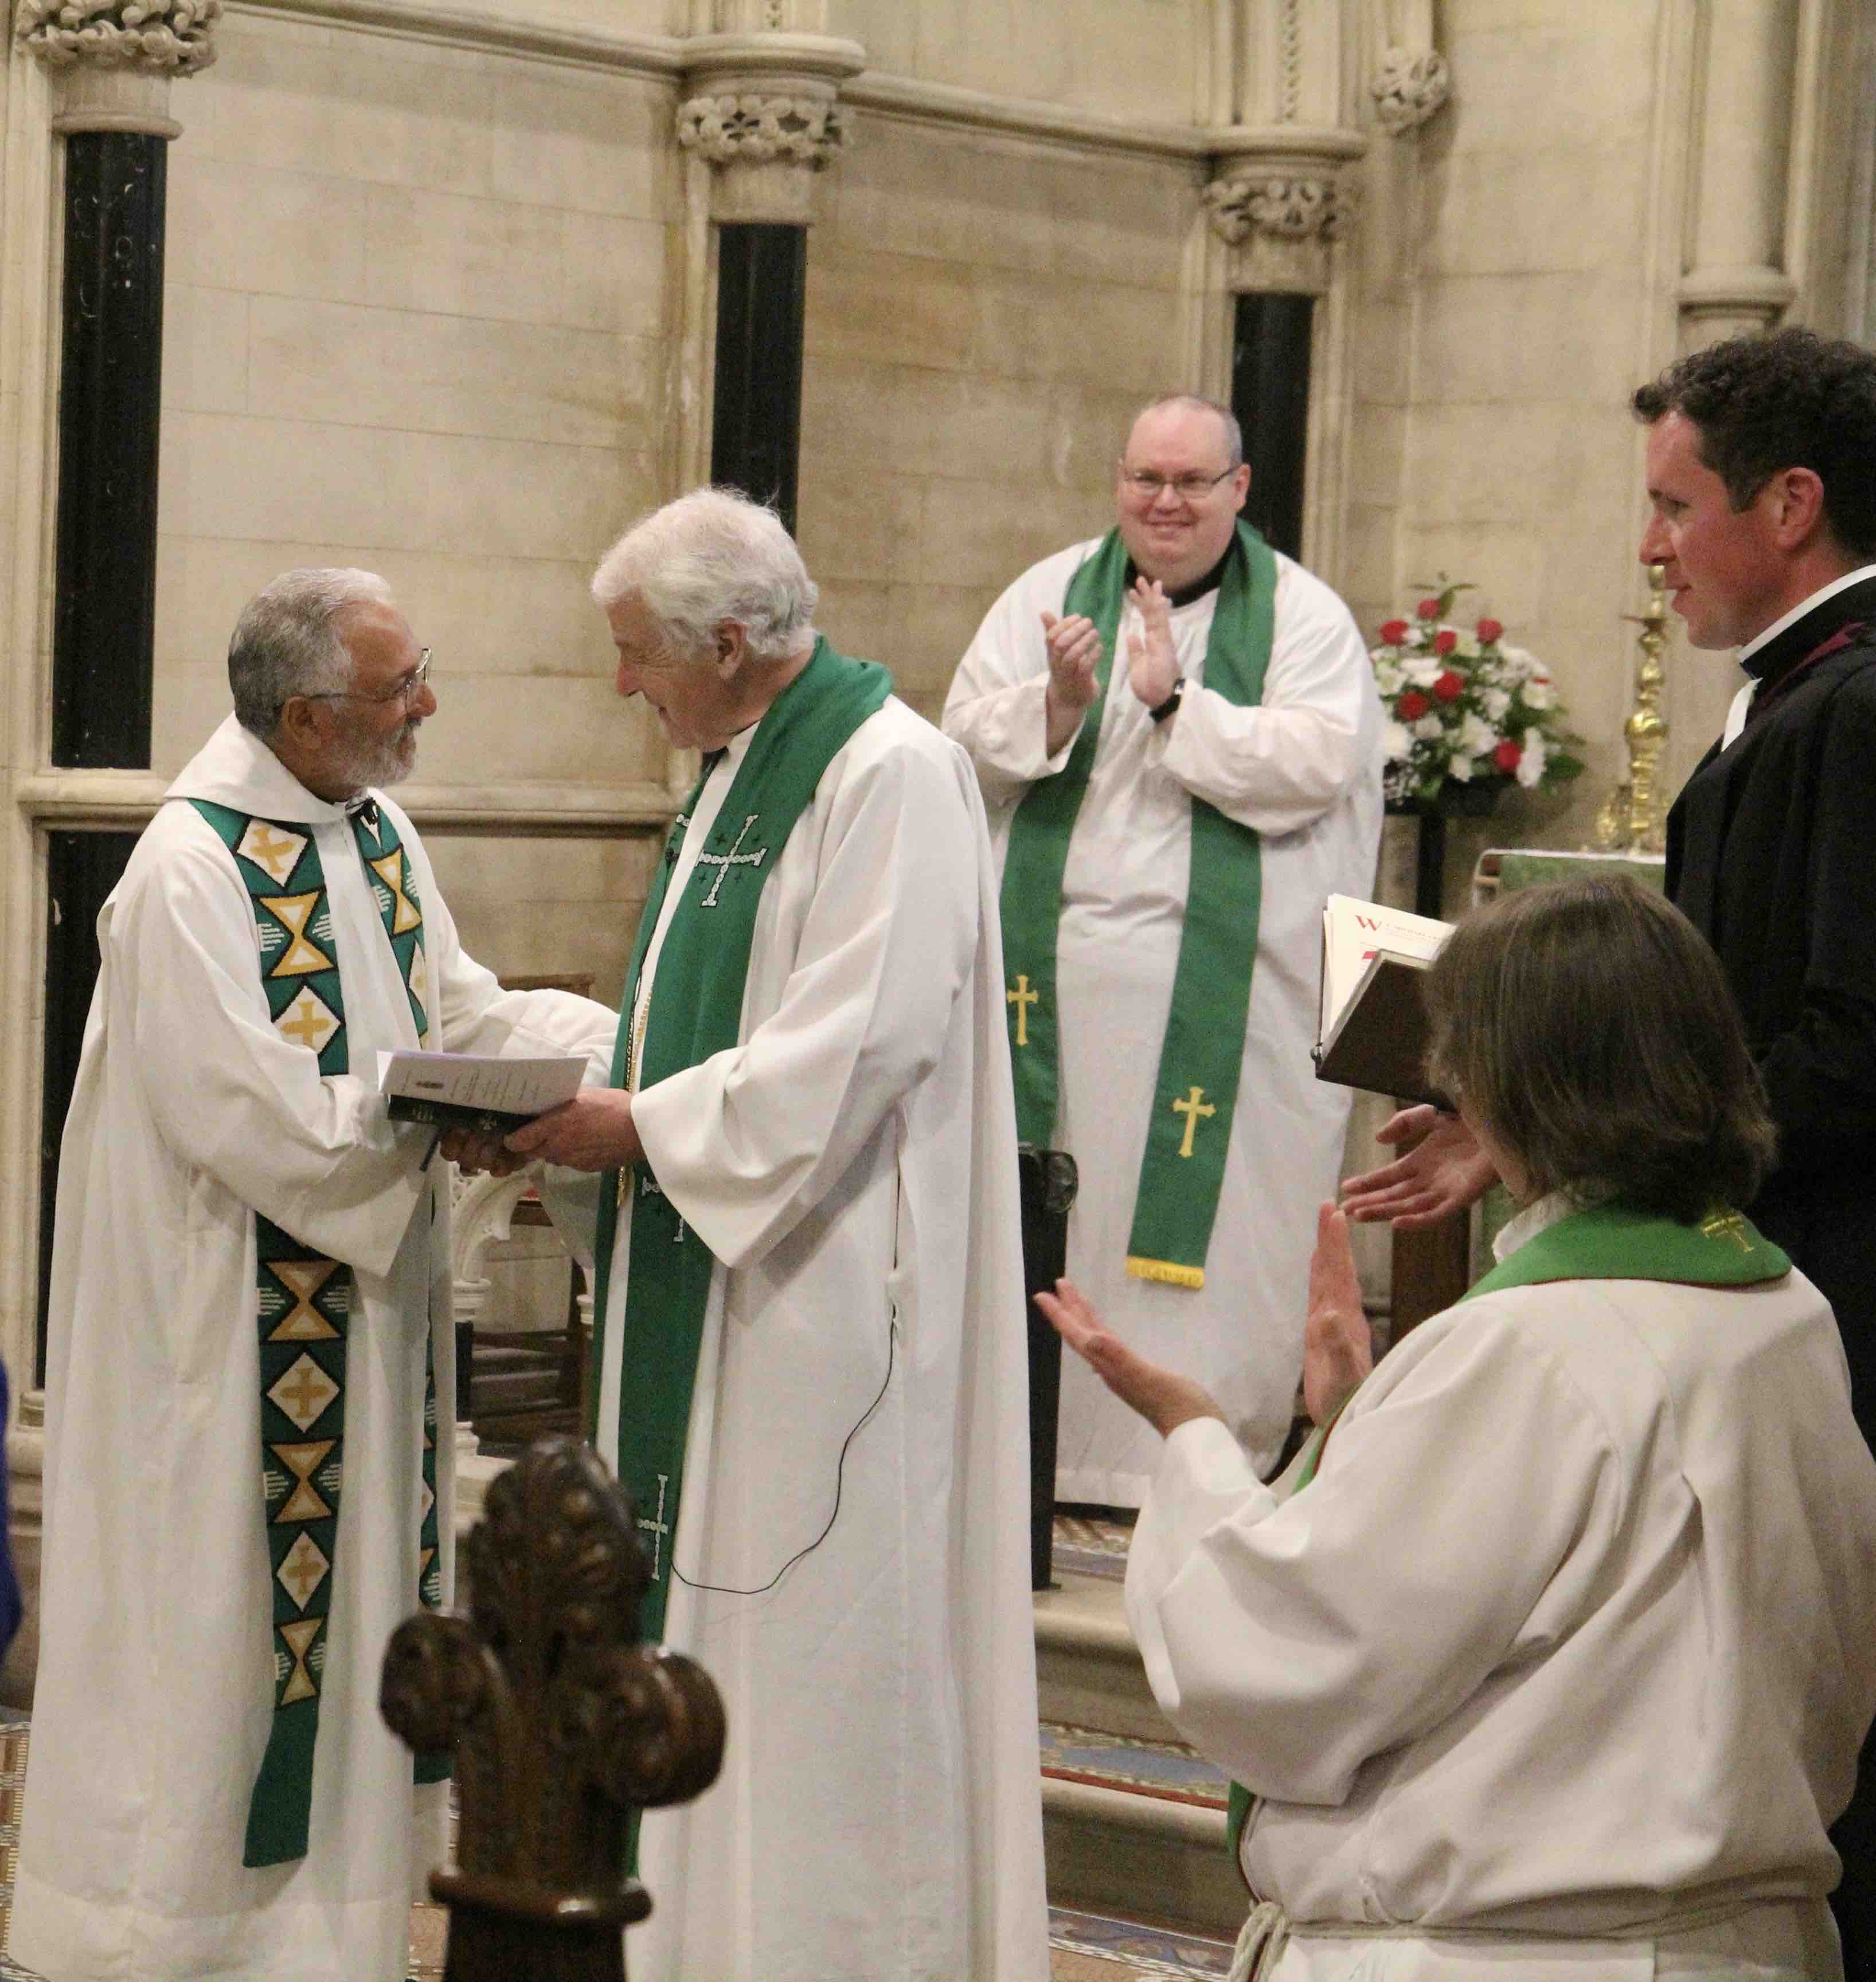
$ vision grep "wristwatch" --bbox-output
[1148,680,1185,724]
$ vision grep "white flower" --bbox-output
[1481,686,1511,721]
[1459,712,1498,755]
[1516,727,1547,787]
[1448,754,1475,782]
[1498,642,1542,681]
[1373,660,1402,696]
[1522,676,1555,711]
[1383,720,1414,760]
[1402,657,1443,686]
[1413,715,1445,741]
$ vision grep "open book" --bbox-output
[1313,895,1453,1105]
[376,1049,587,1133]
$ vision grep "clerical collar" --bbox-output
[1123,545,1233,611]
[1738,566,1876,682]
[345,794,380,830]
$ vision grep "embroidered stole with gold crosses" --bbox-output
[189,799,449,1870]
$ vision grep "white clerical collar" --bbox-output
[1737,565,1876,666]
[1721,565,1876,746]
[1492,1190,1579,1265]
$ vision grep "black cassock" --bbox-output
[1666,568,1876,1973]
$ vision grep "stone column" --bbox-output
[1679,0,1801,346]
[1199,0,1369,572]
[4,0,218,1707]
[675,29,861,536]
[16,0,219,766]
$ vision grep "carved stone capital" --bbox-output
[676,30,863,224]
[1205,167,1361,245]
[1371,44,1450,135]
[678,91,845,171]
[15,0,218,76]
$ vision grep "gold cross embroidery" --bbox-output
[271,1356,337,1429]
[1007,974,1038,1047]
[1172,1085,1216,1160]
[1701,1210,1753,1252]
[279,994,337,1052]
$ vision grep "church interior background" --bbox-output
[1,0,1873,1964]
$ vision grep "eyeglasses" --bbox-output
[1119,465,1238,501]
[302,651,432,710]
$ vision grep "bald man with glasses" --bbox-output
[944,394,1383,1515]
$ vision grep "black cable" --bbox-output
[671,1318,896,1598]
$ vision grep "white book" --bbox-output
[1314,896,1456,1104]
[375,1049,587,1129]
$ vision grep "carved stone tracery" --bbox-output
[1205,167,1361,244]
[14,0,219,73]
[678,91,845,169]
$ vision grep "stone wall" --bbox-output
[797,114,1201,720]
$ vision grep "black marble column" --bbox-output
[52,131,168,769]
[1230,291,1315,561]
[710,223,807,536]
[38,829,139,1380]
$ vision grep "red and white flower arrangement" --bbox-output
[1370,580,1584,807]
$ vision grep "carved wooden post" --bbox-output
[381,1437,725,1982]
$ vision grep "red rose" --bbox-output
[1378,618,1410,644]
[1493,739,1522,773]
[1433,669,1464,702]
[1417,597,1441,621]
[1433,629,1459,656]
[1397,690,1431,720]
[1476,617,1503,644]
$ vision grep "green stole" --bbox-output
[189,799,450,1870]
[587,639,893,1648]
[1221,1199,1792,1862]
[999,522,1277,1289]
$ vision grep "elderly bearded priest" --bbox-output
[13,571,617,1982]
[943,393,1384,1504]
[506,489,1049,1982]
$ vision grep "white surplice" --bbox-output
[595,697,1049,1982]
[14,716,617,1982]
[1127,1196,1876,1981]
[944,539,1384,1500]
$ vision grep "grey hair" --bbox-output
[228,568,396,736]
[590,488,818,662]
[1130,393,1245,470]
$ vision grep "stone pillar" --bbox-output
[1200,0,1369,573]
[5,0,218,1707]
[675,29,861,534]
[16,1,220,766]
[1679,0,1801,346]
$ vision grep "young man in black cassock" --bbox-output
[1639,330,1876,1979]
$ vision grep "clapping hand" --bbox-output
[1125,577,1179,711]
[1339,1106,1499,1229]
[1304,1203,1371,1425]
[1040,610,1101,755]
[1035,1279,1222,1439]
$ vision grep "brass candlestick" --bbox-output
[1592,562,1670,854]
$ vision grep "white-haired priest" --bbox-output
[505,487,1049,1982]
[14,571,619,1981]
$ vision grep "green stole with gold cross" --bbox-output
[999,521,1277,1289]
[188,798,450,1870]
[1219,1198,1792,1865]
[585,638,893,1649]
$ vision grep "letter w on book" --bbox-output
[376,1049,587,1132]
[1314,895,1453,1106]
